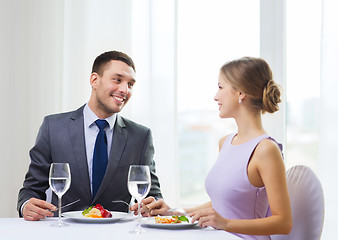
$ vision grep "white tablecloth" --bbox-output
[0,217,242,240]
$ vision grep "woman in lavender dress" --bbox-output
[133,57,292,240]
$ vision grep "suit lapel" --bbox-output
[69,106,92,203]
[93,115,127,202]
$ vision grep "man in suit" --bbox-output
[17,50,162,221]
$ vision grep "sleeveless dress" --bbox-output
[205,133,283,240]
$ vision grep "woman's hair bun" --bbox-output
[262,80,281,113]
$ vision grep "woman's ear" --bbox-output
[238,92,246,102]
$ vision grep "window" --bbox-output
[177,0,260,206]
[130,0,284,208]
[285,0,322,172]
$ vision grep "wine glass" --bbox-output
[49,163,71,227]
[127,165,151,234]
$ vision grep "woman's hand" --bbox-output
[189,207,228,230]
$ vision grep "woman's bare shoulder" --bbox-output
[256,138,281,155]
[254,138,284,168]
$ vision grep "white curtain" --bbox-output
[319,0,338,238]
[0,0,133,217]
[0,0,65,218]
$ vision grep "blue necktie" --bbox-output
[92,119,109,198]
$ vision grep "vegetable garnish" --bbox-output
[174,215,189,223]
[82,206,93,215]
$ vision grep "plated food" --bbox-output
[62,211,131,223]
[82,204,112,218]
[141,216,197,229]
[154,215,189,224]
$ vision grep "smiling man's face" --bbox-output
[88,60,136,119]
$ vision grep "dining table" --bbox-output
[0,215,243,240]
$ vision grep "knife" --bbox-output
[55,199,80,211]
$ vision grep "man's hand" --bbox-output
[130,197,171,217]
[22,198,57,221]
[130,196,156,217]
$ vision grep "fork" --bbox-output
[111,200,130,208]
[111,200,133,214]
[112,200,151,216]
[167,208,187,216]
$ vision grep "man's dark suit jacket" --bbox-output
[17,105,162,216]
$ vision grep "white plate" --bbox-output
[61,211,134,223]
[141,217,198,229]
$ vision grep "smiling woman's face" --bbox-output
[214,72,239,119]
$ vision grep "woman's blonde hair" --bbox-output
[220,57,281,114]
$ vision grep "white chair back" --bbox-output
[271,165,324,240]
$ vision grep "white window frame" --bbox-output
[260,0,286,147]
